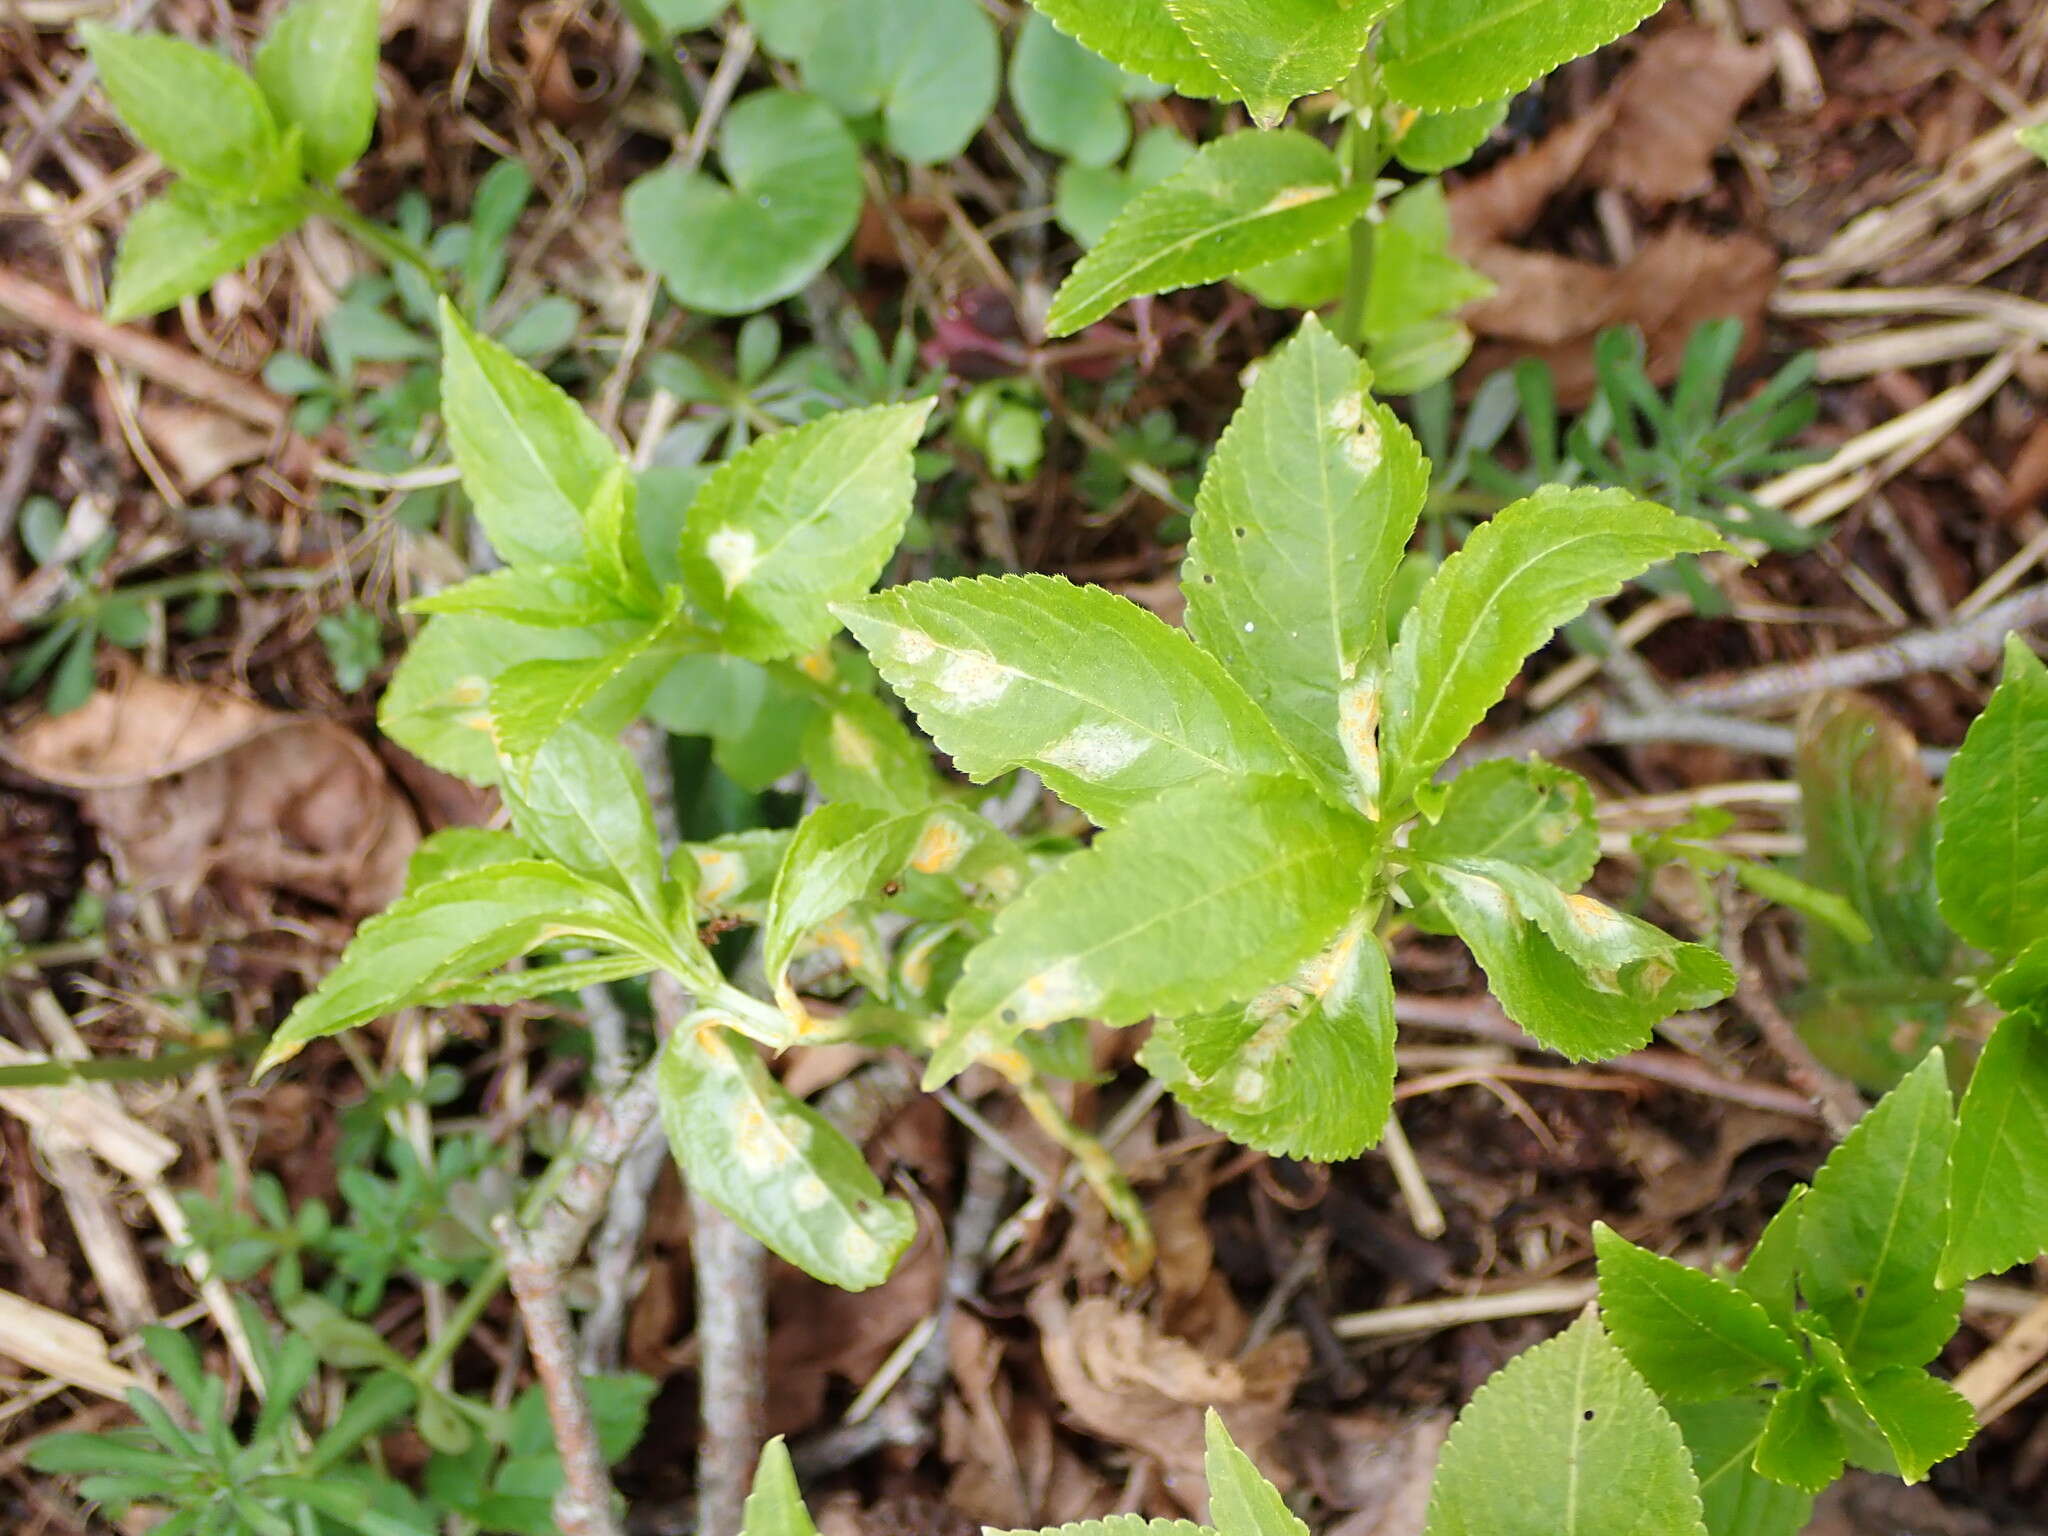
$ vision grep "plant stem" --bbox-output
[1334,70,1387,349]
[304,187,446,295]
[616,0,698,126]
[413,1258,507,1382]
[993,1058,1155,1279]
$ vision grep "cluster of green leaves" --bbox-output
[1024,0,1668,390]
[741,1321,1719,1536]
[1415,322,1822,617]
[28,1316,653,1536]
[1589,639,2048,1527]
[82,0,381,322]
[262,294,1740,1285]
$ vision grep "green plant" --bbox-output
[1414,321,1823,613]
[28,1313,653,1536]
[1587,639,2048,1528]
[81,0,394,322]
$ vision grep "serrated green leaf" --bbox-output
[763,803,937,1011]
[253,0,380,183]
[257,863,666,1073]
[658,1022,915,1289]
[1419,857,1734,1059]
[1233,232,1348,310]
[1839,1367,1975,1484]
[683,403,932,662]
[1381,488,1727,808]
[1011,11,1140,167]
[1753,1377,1846,1495]
[843,573,1291,826]
[1024,0,1227,98]
[497,721,671,924]
[104,182,307,323]
[1795,693,1954,1091]
[800,693,939,814]
[1669,1400,1814,1536]
[741,1437,817,1536]
[1046,130,1373,336]
[1203,1409,1306,1536]
[1164,0,1392,127]
[624,90,862,316]
[1410,759,1598,892]
[488,604,702,759]
[406,826,530,886]
[1365,317,1475,397]
[582,464,662,614]
[802,0,999,164]
[1987,936,2048,1011]
[1424,1311,1707,1536]
[439,298,622,568]
[1394,99,1510,174]
[1380,0,1666,110]
[1734,1185,1807,1338]
[1055,126,1197,247]
[1798,1051,1959,1371]
[1942,1010,2048,1285]
[378,613,619,786]
[1593,1225,1803,1400]
[80,23,288,195]
[432,952,653,1006]
[403,566,636,628]
[1935,635,2048,959]
[1362,181,1493,345]
[1181,317,1426,786]
[1141,920,1394,1161]
[932,773,1375,1085]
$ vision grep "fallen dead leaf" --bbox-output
[767,1202,945,1434]
[1449,101,1618,252]
[136,401,273,494]
[1030,1283,1307,1514]
[1302,1409,1451,1536]
[1461,226,1779,406]
[1582,26,1773,207]
[4,664,418,918]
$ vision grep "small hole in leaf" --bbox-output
[1233,526,1247,538]
[1582,1410,1596,1421]
[1001,1008,1018,1024]
[1853,1284,1867,1300]
[1201,573,1215,584]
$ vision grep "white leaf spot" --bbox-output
[705,527,758,594]
[891,628,936,665]
[1041,722,1148,779]
[935,649,1011,707]
[791,1175,830,1212]
[1002,956,1101,1031]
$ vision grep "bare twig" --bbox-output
[0,339,74,547]
[690,1193,767,1536]
[1722,906,1866,1138]
[499,1217,623,1536]
[0,268,287,430]
[793,1135,1012,1478]
[1479,584,2048,764]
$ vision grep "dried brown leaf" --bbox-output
[4,667,418,917]
[1582,27,1773,207]
[1030,1284,1306,1514]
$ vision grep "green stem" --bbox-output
[994,1058,1155,1280]
[304,187,445,295]
[1334,69,1388,349]
[616,0,699,126]
[413,1257,508,1381]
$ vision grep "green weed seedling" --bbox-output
[1590,638,2048,1530]
[27,1313,654,1536]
